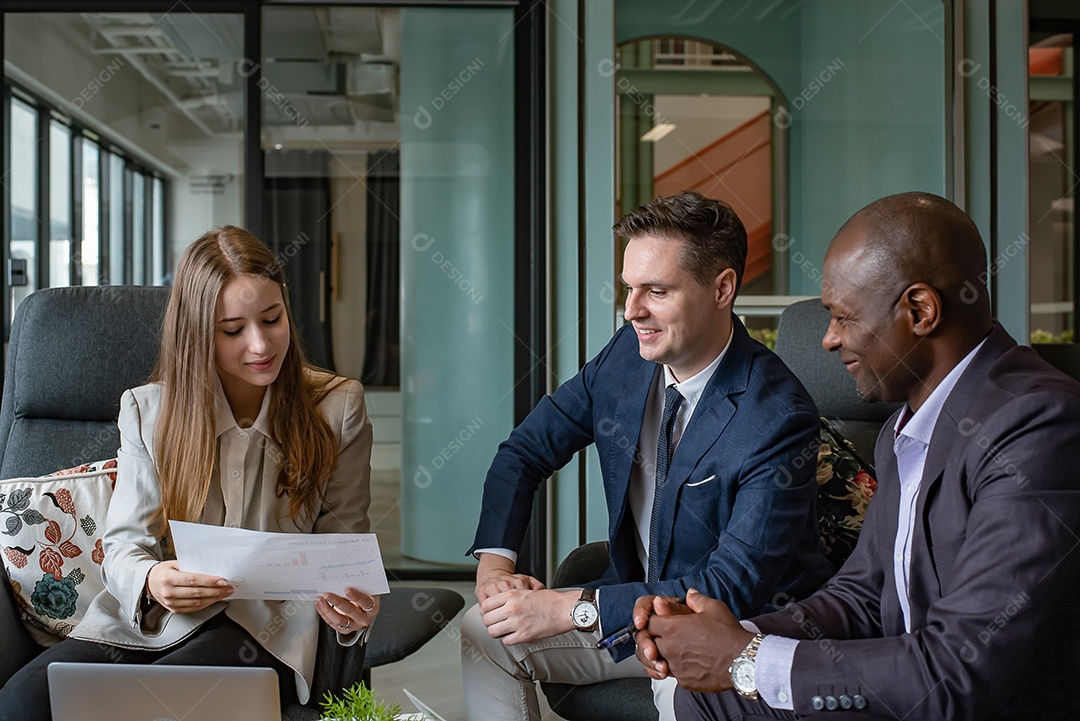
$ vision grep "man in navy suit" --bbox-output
[636,192,1080,721]
[461,191,833,720]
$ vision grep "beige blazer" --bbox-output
[71,372,373,704]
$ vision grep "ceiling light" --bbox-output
[641,123,676,142]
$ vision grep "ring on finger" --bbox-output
[338,617,351,631]
[360,601,376,613]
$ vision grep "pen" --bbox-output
[595,597,686,649]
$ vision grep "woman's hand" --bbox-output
[316,587,379,636]
[146,561,234,614]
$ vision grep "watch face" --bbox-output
[572,601,599,628]
[731,657,756,694]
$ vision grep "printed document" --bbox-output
[170,521,390,600]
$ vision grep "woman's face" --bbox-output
[214,274,291,399]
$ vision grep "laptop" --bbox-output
[48,662,280,721]
[402,688,448,721]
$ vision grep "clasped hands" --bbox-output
[473,553,754,690]
[146,560,379,635]
[475,553,580,645]
[631,588,754,693]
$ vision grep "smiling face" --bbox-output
[622,234,735,381]
[820,225,922,405]
[213,274,291,409]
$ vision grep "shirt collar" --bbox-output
[895,337,987,446]
[662,326,734,406]
[213,374,273,437]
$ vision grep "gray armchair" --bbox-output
[0,287,462,719]
[774,299,899,461]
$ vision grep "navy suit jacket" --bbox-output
[750,324,1080,719]
[470,318,833,661]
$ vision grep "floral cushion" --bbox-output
[816,419,877,571]
[0,460,117,646]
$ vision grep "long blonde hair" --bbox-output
[149,226,340,531]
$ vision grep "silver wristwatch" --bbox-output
[729,633,765,700]
[571,588,600,632]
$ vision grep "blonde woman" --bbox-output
[0,226,375,718]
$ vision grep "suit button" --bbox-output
[811,696,825,711]
[853,694,868,709]
[839,694,853,710]
[825,696,839,710]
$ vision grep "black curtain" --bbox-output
[262,151,333,371]
[361,150,400,387]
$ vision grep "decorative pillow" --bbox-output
[816,419,877,571]
[0,459,117,646]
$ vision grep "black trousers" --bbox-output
[0,614,298,721]
[675,687,893,721]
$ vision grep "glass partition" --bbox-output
[260,5,515,571]
[615,1,949,340]
[1028,35,1075,343]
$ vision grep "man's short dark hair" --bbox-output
[613,190,747,292]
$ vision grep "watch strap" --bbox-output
[731,633,765,699]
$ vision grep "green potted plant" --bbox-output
[318,681,401,721]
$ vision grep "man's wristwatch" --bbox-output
[571,588,600,632]
[730,633,765,700]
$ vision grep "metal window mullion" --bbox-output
[142,174,153,284]
[36,106,48,289]
[71,134,83,286]
[2,79,9,340]
[98,148,110,286]
[123,165,133,284]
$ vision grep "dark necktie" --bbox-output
[647,385,684,583]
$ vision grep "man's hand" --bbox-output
[480,588,579,645]
[632,594,693,679]
[474,552,544,604]
[646,588,754,693]
[146,561,233,614]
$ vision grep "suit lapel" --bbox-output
[649,318,751,577]
[906,325,1015,627]
[607,362,660,543]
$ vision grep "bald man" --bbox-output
[632,192,1080,721]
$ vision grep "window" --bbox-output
[9,96,38,325]
[81,139,101,286]
[49,119,71,288]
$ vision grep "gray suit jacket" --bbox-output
[70,373,373,704]
[751,324,1080,720]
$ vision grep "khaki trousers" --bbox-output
[461,602,677,721]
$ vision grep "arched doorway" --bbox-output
[613,35,789,341]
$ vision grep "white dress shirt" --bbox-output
[753,339,986,710]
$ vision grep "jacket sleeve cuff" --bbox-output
[337,622,370,647]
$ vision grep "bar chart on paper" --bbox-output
[170,521,391,600]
